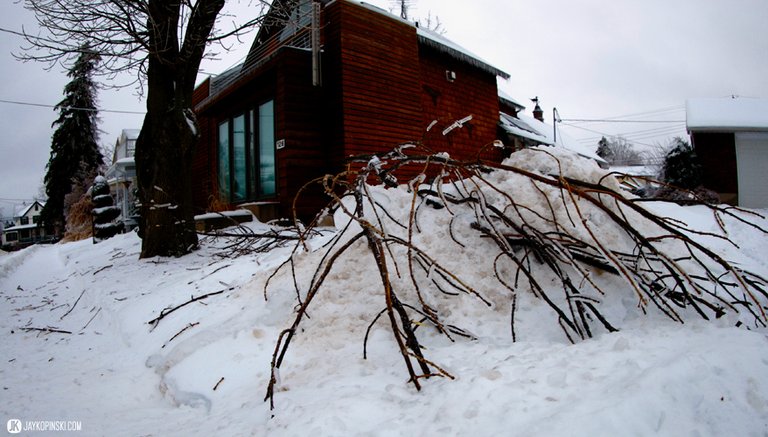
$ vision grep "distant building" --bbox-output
[105,129,140,229]
[1,201,51,250]
[686,97,768,207]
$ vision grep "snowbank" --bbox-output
[2,151,767,436]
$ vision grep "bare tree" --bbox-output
[390,0,445,34]
[17,0,273,258]
[596,136,644,166]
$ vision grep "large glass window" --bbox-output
[232,114,247,201]
[259,101,276,196]
[218,121,230,200]
[218,99,276,203]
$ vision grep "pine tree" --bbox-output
[41,46,104,236]
[661,137,702,189]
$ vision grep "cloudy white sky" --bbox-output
[1,0,767,218]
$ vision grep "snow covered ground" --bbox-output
[2,151,768,436]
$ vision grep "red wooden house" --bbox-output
[192,0,510,220]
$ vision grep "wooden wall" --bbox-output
[418,46,503,162]
[333,1,423,161]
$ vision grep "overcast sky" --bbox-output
[1,0,767,217]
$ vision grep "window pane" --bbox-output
[249,110,258,197]
[218,121,230,201]
[259,101,276,196]
[232,114,247,201]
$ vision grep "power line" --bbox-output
[570,105,685,122]
[560,123,661,148]
[0,98,144,115]
[560,118,685,123]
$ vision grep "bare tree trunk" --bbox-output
[135,0,224,258]
[135,63,199,257]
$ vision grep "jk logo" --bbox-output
[7,419,22,434]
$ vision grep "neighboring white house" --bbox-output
[1,201,50,249]
[686,97,768,207]
[105,129,140,229]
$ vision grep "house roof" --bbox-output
[500,111,606,163]
[15,201,45,218]
[4,222,39,232]
[353,1,510,79]
[687,97,768,132]
[415,26,510,79]
[122,129,140,140]
[499,90,525,111]
[244,0,510,80]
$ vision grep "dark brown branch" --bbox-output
[147,289,226,328]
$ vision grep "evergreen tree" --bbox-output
[596,137,613,161]
[661,137,702,189]
[41,46,104,236]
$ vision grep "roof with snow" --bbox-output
[122,129,140,140]
[686,97,768,132]
[15,201,45,218]
[414,26,510,79]
[498,90,525,111]
[500,111,606,163]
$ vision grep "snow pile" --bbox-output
[2,151,768,436]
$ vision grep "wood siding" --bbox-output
[419,46,503,162]
[334,1,423,161]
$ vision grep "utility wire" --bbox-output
[560,118,685,123]
[0,98,144,115]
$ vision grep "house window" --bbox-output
[33,216,40,225]
[20,217,29,225]
[258,101,276,196]
[6,232,18,242]
[218,121,231,201]
[218,99,276,202]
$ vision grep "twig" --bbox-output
[60,289,86,320]
[213,377,225,391]
[162,322,200,348]
[147,290,226,328]
[81,307,101,331]
[20,326,72,335]
[93,265,113,275]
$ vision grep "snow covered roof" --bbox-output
[122,129,140,140]
[354,1,509,79]
[4,222,39,231]
[498,90,525,111]
[686,97,768,132]
[500,112,606,163]
[500,112,549,144]
[415,27,510,79]
[15,201,44,218]
[609,165,657,177]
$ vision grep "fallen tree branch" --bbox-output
[60,289,86,320]
[19,326,72,335]
[148,290,226,329]
[162,322,200,348]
